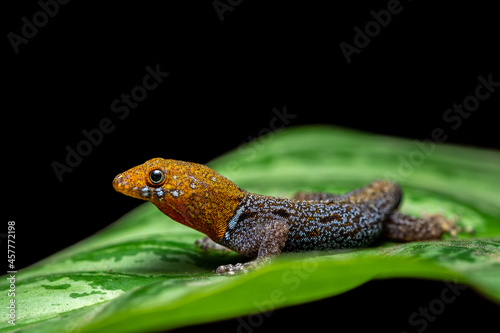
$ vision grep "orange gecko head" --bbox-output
[113,158,244,241]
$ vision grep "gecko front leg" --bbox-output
[216,221,289,275]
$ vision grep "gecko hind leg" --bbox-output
[216,221,289,275]
[382,211,474,242]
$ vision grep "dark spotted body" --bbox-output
[219,180,401,257]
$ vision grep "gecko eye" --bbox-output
[148,169,165,186]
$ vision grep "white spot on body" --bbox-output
[228,205,245,230]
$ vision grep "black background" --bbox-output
[4,0,499,332]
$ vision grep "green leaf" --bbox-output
[2,125,500,333]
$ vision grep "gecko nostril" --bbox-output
[113,174,127,189]
[112,175,120,188]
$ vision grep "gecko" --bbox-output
[113,158,468,274]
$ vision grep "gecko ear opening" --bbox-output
[147,168,166,186]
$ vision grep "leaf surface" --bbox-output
[2,125,499,333]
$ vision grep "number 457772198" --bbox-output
[7,221,16,271]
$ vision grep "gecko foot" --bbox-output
[216,262,255,275]
[195,237,232,254]
[216,258,270,275]
[423,213,475,239]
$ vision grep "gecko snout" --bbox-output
[112,173,128,192]
[112,172,145,200]
[112,172,141,196]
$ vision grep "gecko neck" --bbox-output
[155,164,245,242]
